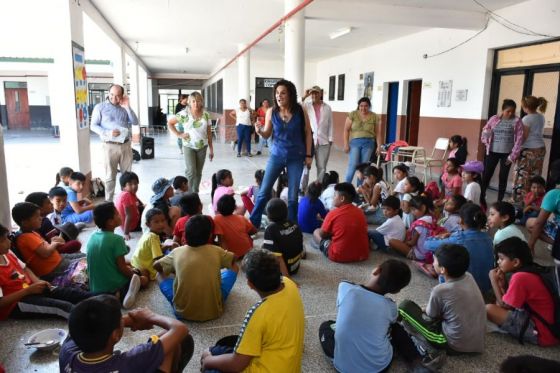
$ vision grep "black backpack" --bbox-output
[518,264,560,342]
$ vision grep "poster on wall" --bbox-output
[72,42,88,129]
[437,80,453,107]
[362,71,374,99]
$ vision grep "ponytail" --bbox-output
[459,203,487,230]
[211,173,218,200]
[54,172,61,188]
[537,97,548,113]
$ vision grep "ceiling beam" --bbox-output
[81,0,150,73]
[309,2,488,30]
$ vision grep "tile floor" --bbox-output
[1,130,559,372]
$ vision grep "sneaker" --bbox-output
[247,153,253,157]
[237,153,241,157]
[123,274,141,309]
[231,141,236,150]
[256,151,262,155]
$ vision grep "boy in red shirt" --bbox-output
[312,182,369,263]
[0,224,90,320]
[487,237,559,346]
[115,171,144,240]
[214,195,257,257]
[519,176,546,225]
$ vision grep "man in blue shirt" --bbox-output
[90,84,138,201]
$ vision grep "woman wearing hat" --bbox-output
[343,97,383,184]
[250,79,313,228]
[168,92,214,193]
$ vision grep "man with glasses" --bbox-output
[90,84,138,201]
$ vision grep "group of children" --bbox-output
[1,149,559,373]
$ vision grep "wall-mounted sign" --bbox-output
[256,78,281,88]
[437,80,453,107]
[455,89,468,101]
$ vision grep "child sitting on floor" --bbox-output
[25,192,82,254]
[298,181,327,234]
[319,259,426,372]
[11,202,85,282]
[368,196,406,252]
[54,166,73,188]
[313,183,369,263]
[115,171,144,240]
[519,176,546,225]
[438,194,467,234]
[436,158,462,207]
[211,169,245,215]
[240,169,265,214]
[389,195,439,262]
[401,176,424,229]
[359,166,390,225]
[154,215,237,321]
[319,170,339,211]
[87,202,148,309]
[201,249,304,372]
[488,201,526,245]
[399,244,486,353]
[0,224,90,320]
[169,175,189,206]
[172,192,215,246]
[487,237,559,346]
[59,295,194,372]
[462,161,483,205]
[143,178,181,237]
[425,203,494,294]
[392,163,409,199]
[131,208,177,281]
[214,195,257,258]
[62,172,94,224]
[263,198,304,278]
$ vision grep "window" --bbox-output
[337,74,345,101]
[328,76,336,101]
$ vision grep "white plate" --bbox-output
[27,328,67,351]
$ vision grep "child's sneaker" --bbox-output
[123,274,141,309]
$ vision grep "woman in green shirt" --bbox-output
[343,97,382,184]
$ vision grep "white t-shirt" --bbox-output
[375,215,406,245]
[394,179,406,195]
[236,109,252,126]
[320,184,336,210]
[464,182,481,204]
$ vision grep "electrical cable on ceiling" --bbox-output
[472,0,557,38]
[423,17,489,59]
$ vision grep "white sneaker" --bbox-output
[123,274,141,309]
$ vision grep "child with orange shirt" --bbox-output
[214,195,257,257]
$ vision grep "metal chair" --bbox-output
[409,137,449,184]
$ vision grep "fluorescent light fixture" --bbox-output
[329,27,353,40]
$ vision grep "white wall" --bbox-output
[315,0,560,118]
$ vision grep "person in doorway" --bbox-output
[174,94,189,154]
[230,99,254,157]
[301,85,334,182]
[249,79,313,228]
[511,96,548,203]
[343,97,383,184]
[167,92,214,193]
[255,99,271,155]
[480,99,524,206]
[90,84,138,201]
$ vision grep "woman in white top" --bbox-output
[230,98,254,157]
[511,96,548,203]
[167,92,214,193]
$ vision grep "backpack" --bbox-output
[8,231,24,262]
[407,216,447,241]
[518,264,560,342]
[424,181,441,200]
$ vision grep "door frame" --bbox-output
[3,82,30,129]
[405,79,422,146]
[386,81,399,143]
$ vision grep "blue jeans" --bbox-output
[250,156,304,228]
[62,210,93,224]
[345,138,376,184]
[368,229,387,251]
[236,125,252,154]
[159,269,237,318]
[365,208,387,225]
[256,136,269,152]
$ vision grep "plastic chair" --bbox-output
[410,137,449,184]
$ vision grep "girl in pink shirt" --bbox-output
[436,158,463,208]
[211,169,246,216]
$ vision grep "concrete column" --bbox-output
[49,0,91,175]
[284,0,305,97]
[128,58,140,118]
[238,44,250,102]
[138,66,149,126]
[112,46,127,86]
[0,126,11,228]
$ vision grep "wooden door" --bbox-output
[4,87,30,129]
[405,80,422,145]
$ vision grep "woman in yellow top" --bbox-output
[343,97,382,184]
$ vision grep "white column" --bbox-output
[284,0,305,97]
[138,66,149,126]
[49,0,91,175]
[0,126,11,228]
[128,58,140,119]
[112,46,127,86]
[238,44,250,102]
